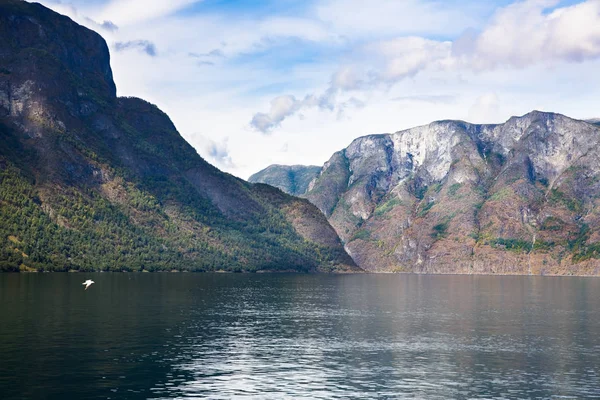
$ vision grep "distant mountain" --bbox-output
[248,165,321,196]
[586,119,600,127]
[257,112,600,275]
[0,0,359,273]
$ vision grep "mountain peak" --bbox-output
[0,0,116,100]
[0,0,358,273]
[252,110,600,275]
[507,110,559,122]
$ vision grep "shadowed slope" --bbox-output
[0,0,358,273]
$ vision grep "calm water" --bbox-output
[1,273,599,399]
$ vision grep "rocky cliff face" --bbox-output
[248,165,321,196]
[268,112,600,275]
[0,0,358,272]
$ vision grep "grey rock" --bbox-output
[304,111,600,275]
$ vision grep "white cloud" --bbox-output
[251,0,600,133]
[114,40,157,56]
[258,17,333,43]
[250,91,340,133]
[351,0,600,77]
[468,92,502,123]
[250,36,454,131]
[454,0,600,68]
[373,37,452,83]
[194,135,235,169]
[330,66,367,91]
[97,0,201,26]
[392,94,457,104]
[251,95,299,132]
[315,0,487,38]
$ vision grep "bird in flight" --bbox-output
[82,279,95,290]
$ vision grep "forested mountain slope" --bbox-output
[0,0,358,273]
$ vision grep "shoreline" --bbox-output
[4,270,600,277]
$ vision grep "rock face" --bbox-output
[0,0,359,273]
[261,113,600,275]
[248,165,321,196]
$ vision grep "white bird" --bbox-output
[82,279,95,290]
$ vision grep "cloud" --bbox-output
[315,0,487,38]
[468,92,501,123]
[250,36,453,131]
[336,97,366,120]
[250,90,341,133]
[453,0,600,68]
[392,94,457,104]
[371,36,452,83]
[98,0,201,26]
[366,0,600,78]
[196,136,235,169]
[114,40,157,57]
[189,48,225,66]
[257,17,334,43]
[250,0,600,131]
[251,95,300,133]
[189,49,225,58]
[330,66,365,91]
[100,20,119,32]
[328,38,453,90]
[206,49,225,57]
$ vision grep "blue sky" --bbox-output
[38,0,600,178]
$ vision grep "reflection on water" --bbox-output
[1,273,599,399]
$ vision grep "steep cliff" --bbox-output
[0,0,358,272]
[263,113,600,275]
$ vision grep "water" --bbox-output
[1,273,599,399]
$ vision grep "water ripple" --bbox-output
[1,274,599,399]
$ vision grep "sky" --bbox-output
[37,0,600,179]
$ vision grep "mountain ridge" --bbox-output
[255,110,600,275]
[0,0,359,273]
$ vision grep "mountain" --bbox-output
[257,112,600,275]
[586,119,600,127]
[0,0,359,273]
[248,165,321,196]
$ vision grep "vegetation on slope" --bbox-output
[0,0,357,273]
[301,113,600,275]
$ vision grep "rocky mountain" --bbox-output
[248,165,321,196]
[0,0,359,273]
[258,113,600,275]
